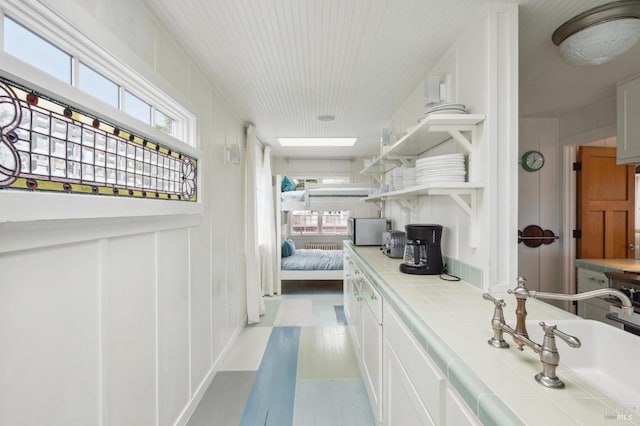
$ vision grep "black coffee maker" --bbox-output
[399,224,443,275]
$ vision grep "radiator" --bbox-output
[305,242,338,250]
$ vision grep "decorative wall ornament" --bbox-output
[0,77,197,201]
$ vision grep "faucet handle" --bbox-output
[538,321,581,348]
[508,276,531,299]
[482,293,506,307]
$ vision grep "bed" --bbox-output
[278,182,375,211]
[280,247,344,280]
[274,175,379,286]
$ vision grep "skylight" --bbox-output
[277,137,357,147]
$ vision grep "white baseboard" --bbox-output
[173,316,248,426]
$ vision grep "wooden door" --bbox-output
[577,146,635,259]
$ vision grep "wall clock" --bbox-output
[521,150,545,172]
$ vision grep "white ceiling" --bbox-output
[145,0,640,159]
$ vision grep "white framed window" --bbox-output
[290,210,349,235]
[290,175,351,190]
[0,0,201,222]
[78,63,118,109]
[0,5,196,146]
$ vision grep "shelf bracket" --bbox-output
[447,128,474,152]
[369,174,382,185]
[393,198,415,215]
[430,189,479,248]
[428,124,475,152]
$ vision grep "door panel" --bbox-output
[578,146,635,259]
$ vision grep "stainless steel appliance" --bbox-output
[347,217,387,246]
[604,271,640,336]
[399,224,443,275]
[382,230,406,258]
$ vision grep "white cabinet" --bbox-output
[617,74,640,164]
[361,276,383,422]
[344,251,481,425]
[384,303,443,425]
[384,339,436,426]
[345,266,363,353]
[576,268,622,329]
[444,386,482,426]
[343,258,382,423]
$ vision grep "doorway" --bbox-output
[563,141,636,299]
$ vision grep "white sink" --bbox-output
[520,319,640,409]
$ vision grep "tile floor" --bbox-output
[187,281,375,426]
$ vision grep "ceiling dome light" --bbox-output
[317,115,335,122]
[552,0,640,66]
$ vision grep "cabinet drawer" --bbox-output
[577,268,608,292]
[361,276,382,324]
[384,304,444,424]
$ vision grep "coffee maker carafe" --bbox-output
[399,224,443,275]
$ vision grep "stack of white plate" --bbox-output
[418,103,466,123]
[415,153,466,185]
[403,167,416,188]
[391,168,404,190]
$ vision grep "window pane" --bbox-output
[78,63,118,108]
[321,211,349,234]
[154,109,175,136]
[124,90,151,124]
[291,210,318,234]
[3,16,71,84]
[321,177,349,184]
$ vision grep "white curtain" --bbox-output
[245,126,279,323]
[258,146,279,296]
[245,125,265,324]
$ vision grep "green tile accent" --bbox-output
[467,265,483,288]
[447,359,490,415]
[478,394,525,426]
[444,257,483,288]
[426,332,455,373]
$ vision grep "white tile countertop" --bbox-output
[345,243,640,425]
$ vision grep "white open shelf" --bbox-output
[361,113,485,175]
[360,113,486,248]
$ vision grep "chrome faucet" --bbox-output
[482,292,582,389]
[508,276,634,346]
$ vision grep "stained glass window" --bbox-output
[0,77,197,201]
[2,14,195,146]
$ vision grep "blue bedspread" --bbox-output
[281,249,343,270]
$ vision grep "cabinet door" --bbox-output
[617,75,640,164]
[576,268,623,328]
[384,305,444,424]
[384,339,436,426]
[362,301,382,423]
[444,386,481,426]
[577,268,608,292]
[349,277,363,353]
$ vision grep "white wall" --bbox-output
[0,1,247,425]
[382,4,519,291]
[518,95,619,302]
[518,119,562,294]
